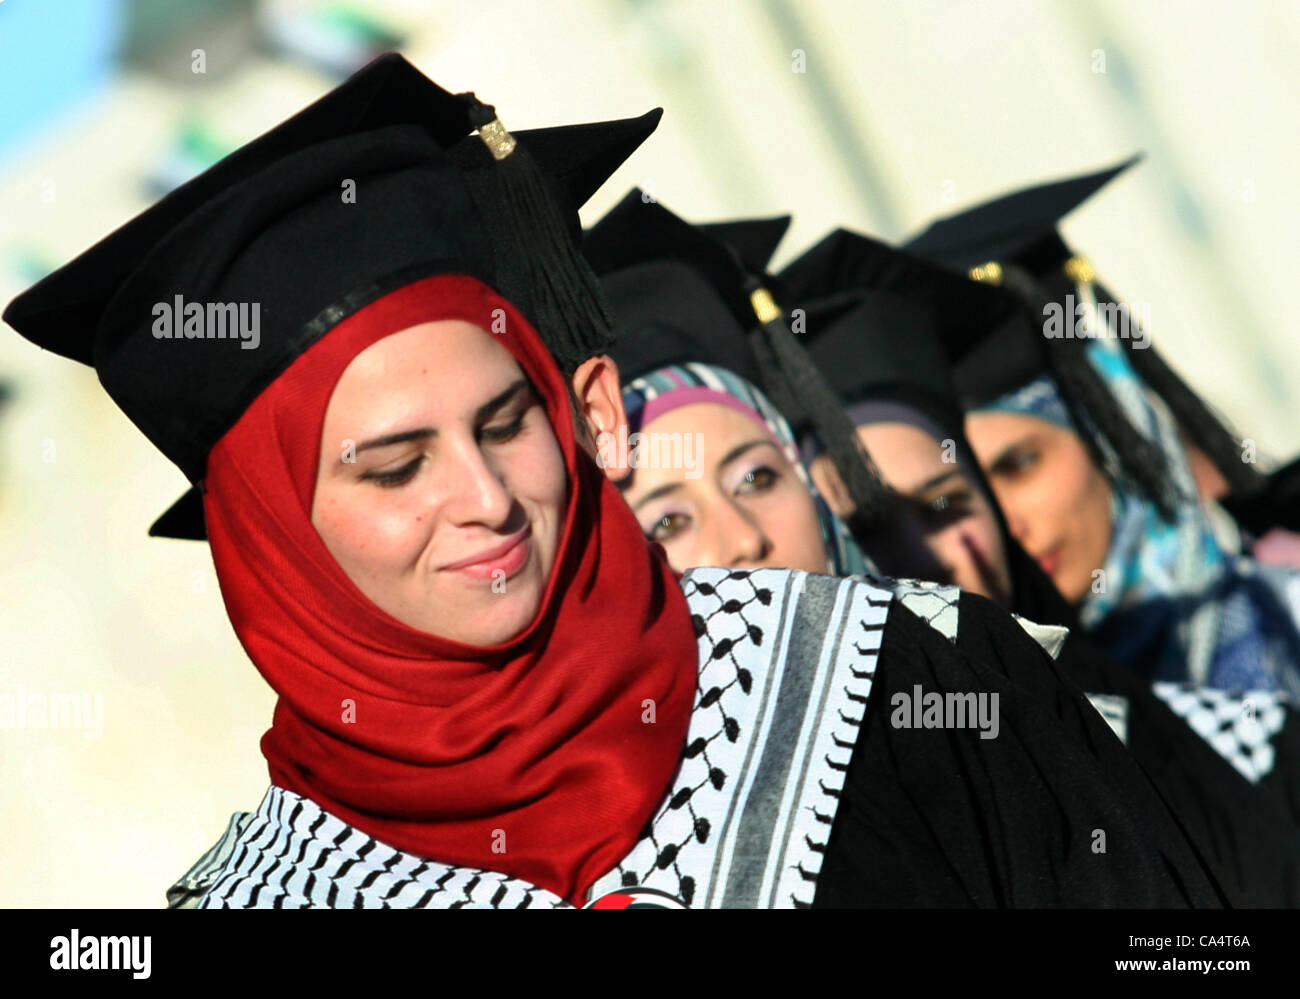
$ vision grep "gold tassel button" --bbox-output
[477,117,517,161]
[968,261,1003,285]
[1064,255,1096,284]
[750,287,781,324]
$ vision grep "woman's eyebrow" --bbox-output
[474,378,530,422]
[989,436,1037,470]
[630,438,775,510]
[632,481,682,512]
[355,428,434,454]
[354,379,530,453]
[907,468,964,496]
[718,438,775,469]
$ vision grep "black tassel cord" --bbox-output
[999,264,1181,521]
[744,283,895,538]
[460,95,618,375]
[1088,279,1266,499]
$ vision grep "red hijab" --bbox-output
[202,274,699,905]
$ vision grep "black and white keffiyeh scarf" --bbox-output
[174,567,963,909]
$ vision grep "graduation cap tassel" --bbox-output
[1084,277,1266,499]
[707,235,894,537]
[1000,265,1179,520]
[745,282,894,537]
[462,95,617,373]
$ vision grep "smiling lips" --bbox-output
[442,526,532,580]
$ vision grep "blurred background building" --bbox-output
[2,0,1298,906]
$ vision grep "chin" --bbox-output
[956,575,993,602]
[1055,570,1090,605]
[427,609,534,647]
[455,580,546,646]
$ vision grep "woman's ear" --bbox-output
[810,454,855,518]
[570,354,631,481]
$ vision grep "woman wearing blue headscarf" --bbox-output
[963,298,1300,698]
[776,225,1300,906]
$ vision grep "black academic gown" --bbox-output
[995,541,1300,906]
[812,595,1231,907]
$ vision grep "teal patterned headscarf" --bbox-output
[981,321,1300,695]
[621,362,875,578]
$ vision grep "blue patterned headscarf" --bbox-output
[981,324,1300,696]
[621,362,874,578]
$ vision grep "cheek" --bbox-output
[1003,456,1077,538]
[1046,449,1114,598]
[928,530,978,591]
[1055,449,1110,542]
[971,503,1007,564]
[534,435,568,507]
[658,534,700,575]
[503,430,568,543]
[314,490,432,575]
[765,481,830,572]
[984,473,1031,531]
[1081,466,1115,553]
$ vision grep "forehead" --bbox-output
[643,401,774,458]
[856,421,954,488]
[324,320,521,419]
[620,400,782,498]
[964,409,1068,453]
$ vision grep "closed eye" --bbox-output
[480,414,526,444]
[361,455,424,488]
[478,383,540,445]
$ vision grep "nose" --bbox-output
[1001,501,1031,549]
[711,499,772,568]
[439,434,516,529]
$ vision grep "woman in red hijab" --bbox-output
[7,55,1232,909]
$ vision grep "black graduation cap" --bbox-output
[582,190,786,384]
[901,156,1225,515]
[596,262,764,385]
[696,216,792,279]
[892,156,1148,410]
[3,53,661,540]
[907,152,1269,504]
[901,154,1143,277]
[801,292,962,426]
[891,158,1145,407]
[777,227,1027,414]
